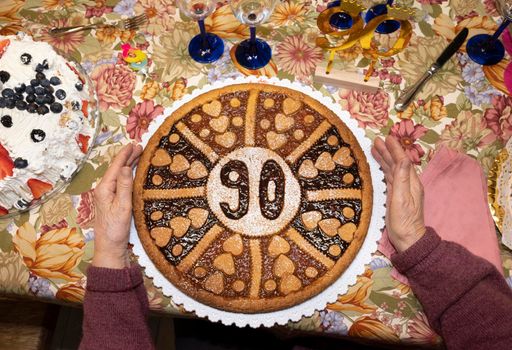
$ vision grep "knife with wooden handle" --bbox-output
[395,27,469,112]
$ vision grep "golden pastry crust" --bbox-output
[133,84,372,313]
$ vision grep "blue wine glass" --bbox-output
[230,0,277,70]
[365,0,400,34]
[177,0,224,64]
[467,0,512,66]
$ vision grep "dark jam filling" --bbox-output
[144,198,217,266]
[144,124,212,190]
[291,126,362,191]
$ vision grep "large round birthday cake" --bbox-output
[133,84,372,313]
[0,34,95,215]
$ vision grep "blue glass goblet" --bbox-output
[230,0,277,70]
[177,0,224,64]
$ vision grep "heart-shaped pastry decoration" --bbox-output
[204,271,224,294]
[213,253,235,275]
[209,115,230,133]
[151,149,173,167]
[275,113,294,132]
[268,235,290,257]
[150,211,163,221]
[187,207,208,229]
[298,159,318,179]
[202,99,222,117]
[315,152,336,172]
[273,254,295,278]
[187,160,208,179]
[169,216,191,238]
[266,131,287,150]
[301,211,322,230]
[338,223,357,242]
[169,154,190,173]
[150,227,173,247]
[215,131,236,148]
[279,274,302,295]
[318,218,341,237]
[282,97,301,115]
[333,147,355,167]
[223,233,243,256]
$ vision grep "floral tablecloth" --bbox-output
[1,0,512,346]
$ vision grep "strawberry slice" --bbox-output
[27,179,53,200]
[0,206,8,216]
[0,39,11,59]
[76,134,90,153]
[81,100,89,118]
[0,143,14,180]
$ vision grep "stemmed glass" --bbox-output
[230,0,278,70]
[467,0,512,65]
[365,0,400,34]
[176,0,224,63]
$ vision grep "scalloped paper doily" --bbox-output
[129,76,385,328]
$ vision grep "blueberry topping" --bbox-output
[44,86,54,94]
[0,71,10,83]
[30,79,39,87]
[14,93,23,101]
[14,158,28,169]
[14,84,26,94]
[50,76,61,85]
[50,102,63,113]
[26,94,36,103]
[75,82,83,91]
[31,129,46,142]
[1,115,12,127]
[35,95,46,105]
[0,98,6,108]
[35,86,45,95]
[55,89,66,100]
[17,199,30,209]
[5,99,15,109]
[25,85,35,95]
[40,79,51,87]
[36,105,49,115]
[36,60,49,72]
[2,88,14,98]
[36,72,46,81]
[27,103,38,113]
[44,94,55,104]
[71,101,80,111]
[15,100,27,110]
[20,53,32,65]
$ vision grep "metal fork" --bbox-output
[49,14,148,36]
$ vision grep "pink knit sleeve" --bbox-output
[392,227,512,349]
[80,264,154,350]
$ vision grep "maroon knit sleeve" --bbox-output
[391,227,512,350]
[79,263,154,350]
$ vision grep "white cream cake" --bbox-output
[0,33,95,215]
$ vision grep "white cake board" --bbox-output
[129,76,385,328]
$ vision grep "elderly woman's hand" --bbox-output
[371,136,426,253]
[92,143,143,269]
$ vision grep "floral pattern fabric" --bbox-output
[0,0,511,345]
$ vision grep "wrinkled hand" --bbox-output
[371,136,426,253]
[92,143,143,269]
